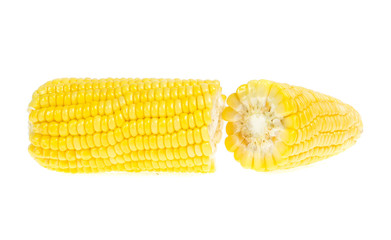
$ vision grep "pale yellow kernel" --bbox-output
[166,118,174,133]
[144,102,151,118]
[202,109,212,125]
[179,147,188,159]
[93,116,102,132]
[157,135,164,149]
[204,93,212,109]
[101,116,109,132]
[129,104,137,120]
[80,136,88,149]
[159,101,166,117]
[151,101,159,118]
[68,120,78,135]
[187,145,195,158]
[136,102,144,119]
[172,133,179,148]
[194,110,204,127]
[174,99,182,115]
[73,136,82,150]
[173,116,181,131]
[193,128,202,144]
[166,99,175,117]
[143,136,150,150]
[180,113,189,129]
[76,120,86,135]
[93,133,101,147]
[85,117,94,135]
[129,121,137,137]
[151,118,158,135]
[128,138,137,151]
[107,131,116,145]
[200,126,210,142]
[47,122,59,136]
[178,130,187,147]
[108,115,116,130]
[158,118,167,134]
[101,132,109,147]
[194,144,203,157]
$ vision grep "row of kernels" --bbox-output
[292,91,319,108]
[287,135,355,163]
[29,145,76,161]
[318,114,355,132]
[35,154,212,172]
[30,90,214,124]
[311,90,327,102]
[287,148,317,163]
[295,119,321,144]
[122,86,213,105]
[289,126,354,157]
[318,127,359,147]
[322,101,342,115]
[290,126,357,157]
[125,131,210,151]
[34,156,212,173]
[316,134,337,147]
[313,144,341,157]
[283,100,324,121]
[119,128,209,152]
[41,78,218,89]
[296,108,314,128]
[286,112,355,146]
[33,79,218,109]
[122,98,210,120]
[29,99,123,123]
[31,87,126,109]
[319,115,336,132]
[31,125,210,151]
[122,128,208,151]
[31,112,125,137]
[276,87,296,102]
[27,84,108,109]
[35,78,143,96]
[110,154,210,168]
[296,110,347,131]
[293,94,310,112]
[120,113,211,137]
[30,141,212,162]
[33,78,218,103]
[289,139,314,156]
[87,143,212,161]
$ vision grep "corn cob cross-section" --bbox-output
[28,78,225,173]
[223,80,363,171]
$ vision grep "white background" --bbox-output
[1,1,390,239]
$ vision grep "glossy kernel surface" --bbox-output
[28,78,225,173]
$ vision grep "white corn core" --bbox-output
[236,97,284,153]
[247,114,267,138]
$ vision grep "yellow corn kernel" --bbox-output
[223,79,363,172]
[28,78,225,173]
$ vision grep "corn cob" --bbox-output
[223,80,363,171]
[28,78,225,173]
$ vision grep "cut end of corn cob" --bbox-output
[223,79,363,171]
[28,78,225,173]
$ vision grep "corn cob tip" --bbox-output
[224,79,363,171]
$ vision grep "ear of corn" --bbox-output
[223,79,363,171]
[28,78,225,173]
